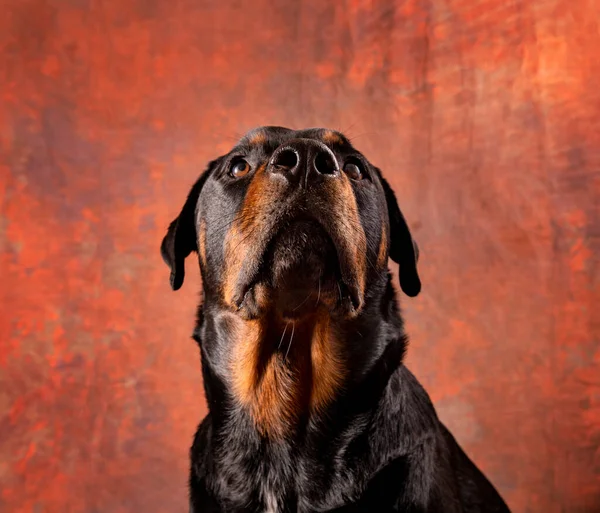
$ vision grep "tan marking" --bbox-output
[229,312,347,439]
[253,282,270,310]
[229,316,261,406]
[222,164,281,306]
[321,130,344,145]
[310,314,346,412]
[198,218,207,267]
[377,222,388,267]
[248,131,267,145]
[229,317,298,439]
[222,221,246,305]
[324,176,368,309]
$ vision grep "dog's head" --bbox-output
[161,126,420,320]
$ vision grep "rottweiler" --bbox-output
[161,126,511,512]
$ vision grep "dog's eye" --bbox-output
[230,160,251,178]
[343,161,363,180]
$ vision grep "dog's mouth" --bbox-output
[235,217,362,319]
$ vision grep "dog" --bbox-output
[161,126,511,512]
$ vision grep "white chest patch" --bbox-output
[262,486,279,513]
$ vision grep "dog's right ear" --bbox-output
[160,160,216,291]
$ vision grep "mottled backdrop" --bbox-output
[1,0,598,512]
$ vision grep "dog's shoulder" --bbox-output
[375,369,510,513]
[375,365,440,444]
[370,366,454,506]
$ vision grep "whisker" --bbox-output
[207,211,259,235]
[293,290,313,311]
[229,224,259,256]
[285,322,295,360]
[364,252,377,272]
[316,276,321,306]
[278,323,290,350]
[340,122,358,137]
[346,130,379,142]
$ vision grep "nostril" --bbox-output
[272,149,299,170]
[314,151,338,175]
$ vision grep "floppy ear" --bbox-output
[160,162,215,290]
[379,174,421,297]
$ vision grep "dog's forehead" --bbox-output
[240,126,351,150]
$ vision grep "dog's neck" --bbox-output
[195,274,405,442]
[191,276,411,510]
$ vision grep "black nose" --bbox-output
[269,139,339,185]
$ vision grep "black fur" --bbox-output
[161,127,511,513]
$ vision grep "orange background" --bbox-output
[1,1,599,512]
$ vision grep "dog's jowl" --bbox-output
[161,127,511,512]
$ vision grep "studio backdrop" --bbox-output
[1,0,598,512]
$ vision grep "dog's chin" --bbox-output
[237,220,361,320]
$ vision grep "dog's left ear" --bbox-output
[160,160,216,291]
[378,172,421,297]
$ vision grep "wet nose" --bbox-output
[268,139,339,185]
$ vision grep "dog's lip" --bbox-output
[233,215,362,313]
[235,277,362,315]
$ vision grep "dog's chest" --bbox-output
[261,485,280,513]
